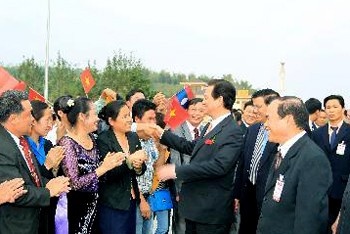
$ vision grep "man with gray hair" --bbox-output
[0,90,70,234]
[257,96,332,234]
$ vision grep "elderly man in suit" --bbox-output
[257,96,332,234]
[312,95,350,233]
[152,79,244,234]
[170,97,205,234]
[233,89,279,234]
[0,90,70,234]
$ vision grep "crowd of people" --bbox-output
[1,80,350,234]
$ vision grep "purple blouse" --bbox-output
[59,135,100,193]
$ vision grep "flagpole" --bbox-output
[44,0,51,100]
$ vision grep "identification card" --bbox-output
[336,141,346,156]
[273,174,285,202]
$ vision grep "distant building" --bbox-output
[180,81,251,109]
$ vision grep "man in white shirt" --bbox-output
[257,96,332,234]
[170,98,205,234]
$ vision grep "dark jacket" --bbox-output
[96,129,146,210]
[234,123,278,212]
[312,122,350,199]
[0,125,50,234]
[257,134,332,234]
[160,115,244,225]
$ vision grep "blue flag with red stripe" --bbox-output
[175,85,194,109]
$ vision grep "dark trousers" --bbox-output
[239,181,259,234]
[327,197,342,234]
[99,200,137,234]
[185,219,231,234]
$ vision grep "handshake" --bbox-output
[136,123,165,140]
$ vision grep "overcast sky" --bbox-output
[1,0,349,105]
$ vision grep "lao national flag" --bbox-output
[164,97,189,130]
[175,85,194,109]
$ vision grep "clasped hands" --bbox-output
[137,123,164,140]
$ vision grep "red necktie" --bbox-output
[193,128,200,139]
[19,137,41,187]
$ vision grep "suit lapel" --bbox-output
[335,122,350,147]
[322,124,331,152]
[259,142,277,169]
[182,123,193,141]
[190,116,232,160]
[0,125,35,184]
[264,135,307,195]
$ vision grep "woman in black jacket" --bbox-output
[97,100,147,234]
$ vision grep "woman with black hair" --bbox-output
[27,100,65,234]
[97,100,147,234]
[58,97,124,234]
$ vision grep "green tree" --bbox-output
[16,57,45,94]
[102,50,151,98]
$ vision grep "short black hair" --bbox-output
[0,90,28,122]
[243,100,254,110]
[251,89,280,105]
[207,79,236,110]
[305,98,322,114]
[276,96,309,131]
[125,89,145,101]
[98,100,127,125]
[187,98,203,109]
[323,95,345,108]
[31,100,50,121]
[132,99,156,122]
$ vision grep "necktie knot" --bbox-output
[193,127,199,139]
[274,150,283,170]
[331,126,338,132]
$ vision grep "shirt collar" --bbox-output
[6,129,21,147]
[210,112,231,130]
[278,131,306,159]
[328,120,343,132]
[186,121,198,131]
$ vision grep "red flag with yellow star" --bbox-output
[28,88,45,102]
[164,96,189,130]
[80,68,95,94]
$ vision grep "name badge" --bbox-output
[273,174,285,202]
[336,141,346,156]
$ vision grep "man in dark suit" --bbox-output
[312,95,350,233]
[332,177,350,234]
[305,97,322,131]
[257,96,332,234]
[0,90,70,234]
[240,100,256,134]
[233,89,279,234]
[154,79,243,234]
[170,98,205,234]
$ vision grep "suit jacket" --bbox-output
[96,129,146,210]
[160,115,244,225]
[312,122,350,199]
[170,122,204,193]
[257,134,332,234]
[0,125,50,234]
[234,123,278,212]
[337,177,350,234]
